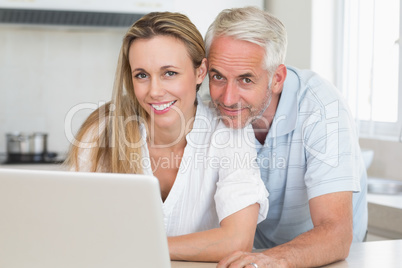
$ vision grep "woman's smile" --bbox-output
[150,100,177,114]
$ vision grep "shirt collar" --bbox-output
[267,66,299,139]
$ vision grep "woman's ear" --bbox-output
[196,58,208,84]
[271,64,287,95]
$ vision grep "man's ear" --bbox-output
[271,64,287,95]
[196,58,208,84]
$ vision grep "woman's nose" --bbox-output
[149,78,165,99]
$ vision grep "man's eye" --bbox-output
[243,78,252,83]
[135,73,147,79]
[165,71,177,77]
[213,74,223,80]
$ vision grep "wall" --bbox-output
[0,26,123,156]
[360,138,402,181]
[0,0,263,156]
[173,0,264,40]
[266,0,338,84]
[265,0,312,69]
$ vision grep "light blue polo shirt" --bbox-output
[253,66,368,249]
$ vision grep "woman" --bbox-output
[65,12,268,262]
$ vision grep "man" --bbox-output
[204,6,368,268]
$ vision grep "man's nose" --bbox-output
[221,81,240,107]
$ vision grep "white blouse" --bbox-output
[75,96,268,236]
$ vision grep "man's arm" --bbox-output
[218,191,353,268]
[168,203,259,262]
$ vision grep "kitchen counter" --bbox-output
[325,240,402,267]
[0,151,66,171]
[0,153,66,171]
[368,193,402,209]
[367,177,402,240]
[171,240,402,267]
[0,163,66,171]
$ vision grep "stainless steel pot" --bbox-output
[7,132,48,154]
[6,132,48,162]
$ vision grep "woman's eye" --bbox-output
[165,71,177,77]
[135,73,147,79]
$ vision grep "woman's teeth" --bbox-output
[151,100,176,111]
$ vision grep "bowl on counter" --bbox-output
[368,177,402,195]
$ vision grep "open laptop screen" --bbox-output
[0,168,171,268]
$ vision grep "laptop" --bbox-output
[0,168,171,268]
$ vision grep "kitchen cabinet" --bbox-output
[367,193,402,240]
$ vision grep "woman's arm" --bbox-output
[168,203,259,262]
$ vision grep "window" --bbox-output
[340,0,401,140]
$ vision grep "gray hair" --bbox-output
[205,6,287,75]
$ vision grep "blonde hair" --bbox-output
[65,12,205,173]
[205,6,287,75]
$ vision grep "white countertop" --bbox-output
[171,240,402,268]
[367,193,402,209]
